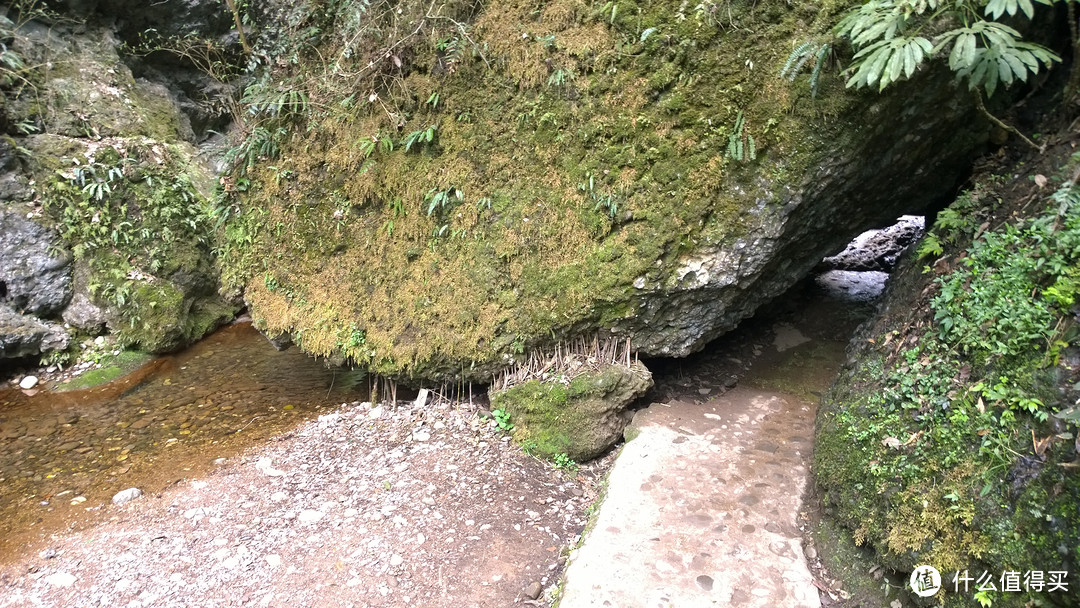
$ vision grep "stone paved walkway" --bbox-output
[560,388,820,607]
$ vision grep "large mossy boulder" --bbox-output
[218,0,991,380]
[815,142,1080,606]
[490,362,653,461]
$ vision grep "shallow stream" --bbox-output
[0,323,363,561]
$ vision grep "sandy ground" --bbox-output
[0,396,611,608]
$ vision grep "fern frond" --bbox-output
[780,41,816,79]
[809,44,830,97]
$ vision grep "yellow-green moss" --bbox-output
[54,349,153,391]
[221,0,869,378]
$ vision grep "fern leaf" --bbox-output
[810,44,829,97]
[781,41,814,78]
[791,51,814,81]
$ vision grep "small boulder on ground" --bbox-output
[112,488,143,505]
[490,361,653,462]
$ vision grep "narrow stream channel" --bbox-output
[0,323,364,561]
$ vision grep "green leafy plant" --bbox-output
[578,172,622,219]
[548,67,575,88]
[224,126,288,175]
[424,186,462,217]
[931,182,1080,367]
[724,111,756,162]
[833,0,1064,149]
[492,408,514,432]
[241,77,309,119]
[401,124,438,152]
[835,0,1060,95]
[552,452,578,473]
[45,146,213,346]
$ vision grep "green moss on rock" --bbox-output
[54,349,153,391]
[490,362,653,461]
[35,139,236,353]
[219,0,989,380]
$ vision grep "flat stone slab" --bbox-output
[561,387,820,608]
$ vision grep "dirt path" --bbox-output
[0,397,607,607]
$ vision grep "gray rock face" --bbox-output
[821,215,925,272]
[49,0,233,41]
[62,292,108,334]
[0,209,73,317]
[612,82,981,359]
[0,305,70,358]
[0,19,235,355]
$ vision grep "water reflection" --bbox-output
[0,322,363,561]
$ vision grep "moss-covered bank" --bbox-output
[815,140,1080,606]
[1,15,235,355]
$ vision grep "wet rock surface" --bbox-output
[562,390,821,608]
[0,209,73,318]
[563,275,876,607]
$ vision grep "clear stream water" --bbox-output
[0,322,364,561]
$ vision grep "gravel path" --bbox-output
[0,397,608,607]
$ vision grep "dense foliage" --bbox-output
[834,0,1061,95]
[816,154,1080,607]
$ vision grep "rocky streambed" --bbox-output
[0,393,606,607]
